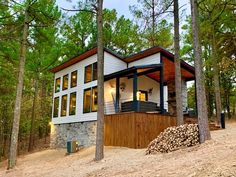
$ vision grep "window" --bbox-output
[85,65,92,83]
[93,62,97,81]
[61,94,67,116]
[92,87,98,111]
[55,78,60,93]
[62,74,68,90]
[83,87,98,113]
[53,97,59,117]
[84,62,97,83]
[69,92,76,115]
[71,71,77,88]
[83,88,91,113]
[137,90,148,101]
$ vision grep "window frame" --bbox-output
[84,64,92,83]
[69,92,77,116]
[53,97,59,118]
[138,90,148,101]
[55,77,61,93]
[83,88,92,113]
[92,62,97,81]
[62,74,69,91]
[83,86,98,113]
[84,62,97,83]
[70,70,77,88]
[91,86,98,112]
[61,94,68,117]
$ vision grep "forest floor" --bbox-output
[1,122,236,177]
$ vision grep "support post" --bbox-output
[133,70,138,112]
[115,77,120,113]
[160,67,164,114]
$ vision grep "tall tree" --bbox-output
[8,1,29,169]
[190,0,211,143]
[130,0,173,48]
[173,0,183,125]
[198,0,232,125]
[8,0,61,168]
[95,0,104,161]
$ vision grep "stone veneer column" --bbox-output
[167,80,176,116]
[50,121,97,148]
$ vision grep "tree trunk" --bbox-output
[95,0,104,161]
[226,93,231,119]
[205,64,214,118]
[28,78,39,152]
[8,8,29,169]
[174,0,183,126]
[190,0,211,143]
[0,104,5,162]
[151,0,155,47]
[212,27,222,125]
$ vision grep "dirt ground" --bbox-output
[1,122,236,177]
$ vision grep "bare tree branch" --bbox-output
[61,7,95,14]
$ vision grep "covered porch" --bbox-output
[105,64,165,114]
[104,55,195,115]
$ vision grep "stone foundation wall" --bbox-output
[50,121,97,148]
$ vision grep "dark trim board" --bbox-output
[127,67,162,79]
[104,64,162,81]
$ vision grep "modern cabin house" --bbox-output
[50,46,195,148]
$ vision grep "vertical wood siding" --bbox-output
[104,112,177,148]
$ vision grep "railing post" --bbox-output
[115,77,120,113]
[133,70,138,112]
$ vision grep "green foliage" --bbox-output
[182,0,236,118]
[60,8,142,57]
[130,0,173,48]
[0,0,61,159]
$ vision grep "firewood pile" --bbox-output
[146,124,200,154]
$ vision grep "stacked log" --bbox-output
[146,124,199,154]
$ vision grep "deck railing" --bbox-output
[104,99,168,115]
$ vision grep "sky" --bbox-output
[56,0,191,23]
